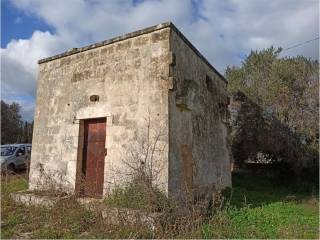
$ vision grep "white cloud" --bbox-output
[3,31,63,76]
[1,30,67,121]
[2,0,319,120]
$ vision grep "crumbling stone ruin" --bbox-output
[229,91,318,170]
[29,22,231,202]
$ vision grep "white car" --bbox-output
[0,144,32,172]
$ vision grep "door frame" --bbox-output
[75,117,107,198]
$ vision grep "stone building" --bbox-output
[29,22,231,200]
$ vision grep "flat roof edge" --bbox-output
[38,21,227,83]
[38,22,172,64]
[169,23,227,84]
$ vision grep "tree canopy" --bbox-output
[1,100,33,144]
[226,47,319,152]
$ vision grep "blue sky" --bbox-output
[1,0,319,121]
[1,0,54,48]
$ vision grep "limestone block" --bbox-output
[10,192,58,207]
[101,207,161,230]
[107,126,125,136]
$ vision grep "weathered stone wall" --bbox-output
[168,29,231,201]
[30,26,171,195]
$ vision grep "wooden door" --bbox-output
[81,118,106,198]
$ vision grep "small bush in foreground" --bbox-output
[104,181,174,213]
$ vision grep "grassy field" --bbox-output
[1,172,319,239]
[202,173,319,239]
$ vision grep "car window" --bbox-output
[16,147,25,156]
[1,146,17,156]
[26,146,32,154]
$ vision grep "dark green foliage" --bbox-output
[1,100,33,144]
[1,100,23,144]
[227,47,319,169]
[20,121,33,143]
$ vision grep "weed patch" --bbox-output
[104,181,174,212]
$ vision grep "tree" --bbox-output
[1,100,33,144]
[226,46,319,186]
[226,47,319,152]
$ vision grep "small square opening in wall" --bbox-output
[90,95,99,102]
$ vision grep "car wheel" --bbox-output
[7,163,15,173]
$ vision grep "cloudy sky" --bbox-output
[1,0,319,121]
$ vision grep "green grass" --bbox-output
[1,174,98,239]
[202,201,319,239]
[1,172,319,239]
[1,174,154,239]
[202,173,319,239]
[1,174,28,193]
[225,172,317,208]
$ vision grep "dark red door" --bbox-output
[82,118,106,198]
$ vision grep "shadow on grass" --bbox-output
[202,172,319,239]
[224,172,318,208]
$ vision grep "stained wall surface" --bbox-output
[168,29,231,201]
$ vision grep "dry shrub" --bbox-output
[33,197,98,239]
[103,177,221,238]
[104,178,173,212]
